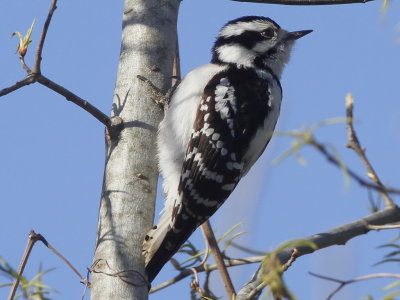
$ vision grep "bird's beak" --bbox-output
[288,29,313,40]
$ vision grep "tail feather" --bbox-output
[144,227,195,283]
[143,209,197,283]
[143,211,171,266]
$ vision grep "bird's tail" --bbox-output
[143,209,197,283]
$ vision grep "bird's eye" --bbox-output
[261,28,275,39]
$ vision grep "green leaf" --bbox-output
[374,258,400,266]
[223,231,246,251]
[217,222,243,243]
[383,280,400,291]
[11,18,35,57]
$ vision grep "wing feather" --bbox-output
[145,67,276,282]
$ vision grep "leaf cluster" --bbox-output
[0,257,56,300]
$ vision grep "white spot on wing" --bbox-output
[214,78,237,137]
[212,133,220,141]
[222,183,235,191]
[205,128,214,136]
[200,104,208,111]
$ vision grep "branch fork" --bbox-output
[1,0,114,134]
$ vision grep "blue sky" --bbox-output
[1,0,400,299]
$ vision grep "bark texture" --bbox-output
[91,1,180,299]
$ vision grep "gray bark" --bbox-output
[91,1,180,299]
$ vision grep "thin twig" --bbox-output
[8,230,88,300]
[154,206,400,294]
[36,75,111,127]
[309,138,400,195]
[345,94,394,207]
[199,226,211,266]
[231,0,374,4]
[32,0,58,74]
[0,76,36,96]
[19,56,31,73]
[235,205,400,299]
[8,231,38,300]
[282,248,299,272]
[201,221,236,299]
[0,0,113,132]
[37,235,88,286]
[150,255,264,293]
[367,223,400,230]
[309,272,400,300]
[172,38,181,86]
[1,73,112,129]
[136,75,170,108]
[277,130,400,195]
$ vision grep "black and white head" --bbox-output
[212,16,312,78]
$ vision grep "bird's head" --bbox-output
[211,16,312,78]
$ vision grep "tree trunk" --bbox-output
[91,1,180,299]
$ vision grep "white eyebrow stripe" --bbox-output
[220,20,271,37]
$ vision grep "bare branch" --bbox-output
[345,93,394,207]
[150,256,264,293]
[36,75,111,127]
[0,0,113,131]
[0,76,36,96]
[172,38,181,85]
[137,75,170,108]
[153,206,400,295]
[8,231,38,300]
[309,272,400,300]
[235,205,400,300]
[19,56,32,73]
[309,138,400,195]
[201,221,236,298]
[32,0,58,74]
[8,230,88,300]
[282,248,299,272]
[230,0,374,5]
[36,232,88,286]
[1,73,113,130]
[367,223,400,230]
[276,130,400,195]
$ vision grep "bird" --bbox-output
[143,16,312,283]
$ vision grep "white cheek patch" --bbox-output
[216,44,256,68]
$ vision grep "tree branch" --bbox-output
[230,0,374,5]
[8,231,38,300]
[8,230,87,300]
[235,205,400,300]
[367,223,400,230]
[32,0,58,74]
[0,76,36,96]
[150,256,264,293]
[151,203,400,296]
[0,0,113,131]
[90,1,180,299]
[345,93,394,207]
[309,138,400,195]
[36,75,112,127]
[309,272,400,300]
[201,221,236,298]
